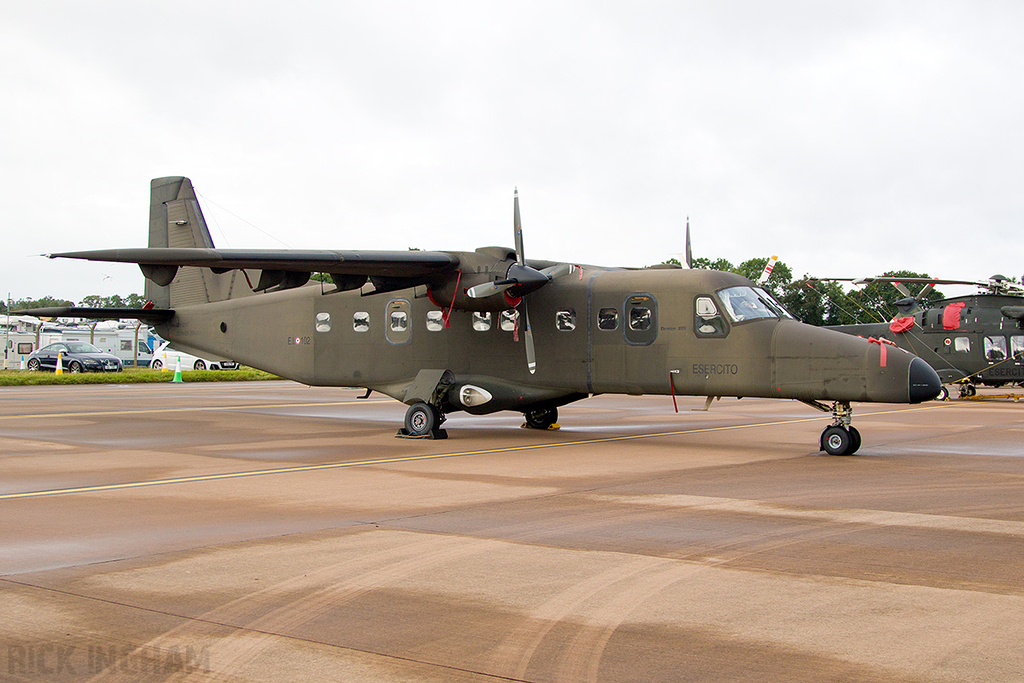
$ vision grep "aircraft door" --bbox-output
[386,299,412,345]
[624,294,657,346]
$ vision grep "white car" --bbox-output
[150,343,239,371]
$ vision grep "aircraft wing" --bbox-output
[47,248,461,278]
[13,306,175,323]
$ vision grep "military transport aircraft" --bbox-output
[813,275,1024,399]
[22,177,941,455]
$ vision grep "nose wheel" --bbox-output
[820,424,861,455]
[805,400,862,455]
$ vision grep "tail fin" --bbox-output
[146,177,251,307]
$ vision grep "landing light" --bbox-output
[459,385,493,407]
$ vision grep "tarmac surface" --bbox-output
[1,380,1023,682]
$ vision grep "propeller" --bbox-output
[465,189,576,374]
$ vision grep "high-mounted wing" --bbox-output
[47,247,460,291]
[14,306,175,323]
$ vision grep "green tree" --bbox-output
[781,278,853,325]
[77,293,147,308]
[791,271,944,325]
[733,257,793,297]
[691,257,735,272]
[683,254,945,326]
[4,296,75,313]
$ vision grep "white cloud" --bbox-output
[3,1,1024,303]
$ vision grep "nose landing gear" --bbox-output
[803,400,861,455]
[820,401,860,455]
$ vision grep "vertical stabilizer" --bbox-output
[145,177,252,307]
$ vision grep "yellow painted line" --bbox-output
[0,402,950,501]
[0,399,389,421]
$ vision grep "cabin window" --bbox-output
[717,286,776,323]
[629,307,652,331]
[18,342,33,355]
[500,310,518,331]
[390,311,408,331]
[1012,336,1024,359]
[598,308,618,330]
[426,310,444,331]
[556,309,576,331]
[353,312,370,332]
[624,294,657,345]
[695,296,728,338]
[121,340,132,351]
[954,336,970,353]
[315,312,332,333]
[984,336,1007,362]
[473,312,492,331]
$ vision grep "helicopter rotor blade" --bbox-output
[757,255,779,285]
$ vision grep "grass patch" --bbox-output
[0,367,282,386]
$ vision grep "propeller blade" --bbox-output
[466,280,514,299]
[522,298,536,374]
[539,263,576,279]
[514,189,525,266]
[685,217,693,269]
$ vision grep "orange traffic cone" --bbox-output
[55,352,64,376]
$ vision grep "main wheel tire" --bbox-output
[27,358,40,371]
[524,406,558,430]
[194,360,206,370]
[821,425,854,456]
[404,402,439,436]
[847,426,862,455]
[68,361,82,373]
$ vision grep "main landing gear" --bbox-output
[399,402,448,439]
[523,406,558,430]
[803,400,861,455]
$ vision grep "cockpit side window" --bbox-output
[695,296,728,337]
[717,286,777,323]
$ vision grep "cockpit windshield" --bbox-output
[716,286,777,323]
[753,287,795,319]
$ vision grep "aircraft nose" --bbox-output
[908,357,942,403]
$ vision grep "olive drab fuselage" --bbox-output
[31,176,942,454]
[158,262,932,415]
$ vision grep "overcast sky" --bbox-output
[3,1,1022,303]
